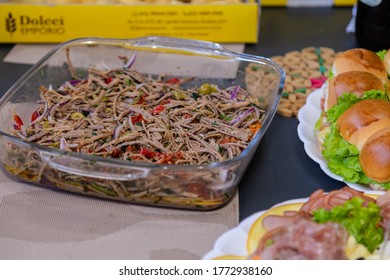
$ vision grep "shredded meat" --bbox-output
[258,216,349,260]
[11,67,264,165]
[300,186,376,213]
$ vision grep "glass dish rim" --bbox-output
[0,36,286,171]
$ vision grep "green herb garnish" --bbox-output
[312,197,384,253]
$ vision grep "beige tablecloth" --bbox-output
[0,43,240,260]
[0,166,238,260]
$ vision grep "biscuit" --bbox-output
[245,47,337,118]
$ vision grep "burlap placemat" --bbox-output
[0,165,238,260]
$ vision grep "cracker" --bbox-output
[269,47,336,117]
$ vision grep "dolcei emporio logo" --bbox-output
[4,12,65,36]
[5,13,17,35]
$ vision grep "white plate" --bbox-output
[202,198,305,260]
[296,89,369,192]
[203,192,388,260]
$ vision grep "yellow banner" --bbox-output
[261,0,355,6]
[333,0,356,5]
[0,3,259,43]
[261,0,287,5]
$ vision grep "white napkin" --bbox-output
[287,0,333,7]
[3,44,245,65]
[346,4,357,33]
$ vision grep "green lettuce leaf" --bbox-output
[321,90,390,189]
[326,90,389,124]
[376,49,387,60]
[322,123,366,183]
[312,197,384,253]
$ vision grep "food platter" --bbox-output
[203,191,388,260]
[202,198,305,260]
[297,88,369,192]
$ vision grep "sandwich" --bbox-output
[319,90,390,190]
[314,47,390,190]
[322,70,385,113]
[317,48,388,147]
[323,97,390,190]
[320,48,388,115]
[329,48,388,83]
[317,70,386,149]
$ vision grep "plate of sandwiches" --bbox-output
[203,186,390,260]
[297,48,390,192]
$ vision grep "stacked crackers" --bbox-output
[246,47,337,118]
[272,47,337,117]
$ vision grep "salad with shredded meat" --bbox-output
[11,64,263,165]
[3,54,268,209]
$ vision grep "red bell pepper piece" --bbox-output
[151,105,165,115]
[165,77,180,85]
[104,77,113,84]
[131,114,144,124]
[140,148,156,159]
[13,114,24,130]
[31,111,39,122]
[111,148,121,158]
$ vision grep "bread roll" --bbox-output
[360,126,390,183]
[324,71,385,111]
[320,48,390,187]
[336,99,390,150]
[332,48,387,84]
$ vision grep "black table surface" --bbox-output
[0,7,359,221]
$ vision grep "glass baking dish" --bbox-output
[0,36,284,210]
